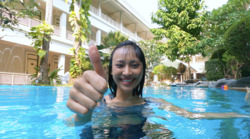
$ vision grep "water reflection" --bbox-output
[191,88,206,100]
[56,87,65,103]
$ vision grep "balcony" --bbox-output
[5,4,144,43]
[17,17,74,41]
[89,5,143,40]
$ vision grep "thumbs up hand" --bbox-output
[67,45,108,116]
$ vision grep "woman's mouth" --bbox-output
[121,78,134,85]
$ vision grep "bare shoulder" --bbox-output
[104,95,112,103]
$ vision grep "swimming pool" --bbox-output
[0,85,249,138]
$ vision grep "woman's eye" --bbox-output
[116,64,124,68]
[132,64,140,68]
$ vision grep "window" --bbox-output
[55,17,60,27]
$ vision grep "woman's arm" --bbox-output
[65,45,107,126]
[245,87,250,99]
[64,112,93,127]
[153,98,248,119]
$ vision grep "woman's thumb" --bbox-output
[88,45,107,80]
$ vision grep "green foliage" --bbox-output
[151,0,206,62]
[205,59,224,81]
[153,64,167,81]
[0,0,38,30]
[222,52,243,79]
[27,21,54,60]
[165,66,177,82]
[139,40,162,72]
[224,15,250,64]
[101,31,129,52]
[70,47,91,78]
[210,48,227,60]
[203,0,250,53]
[153,65,177,81]
[201,0,249,79]
[30,66,40,81]
[97,31,128,71]
[68,0,91,42]
[67,0,92,78]
[178,63,186,74]
[241,64,250,78]
[30,66,62,85]
[49,66,62,85]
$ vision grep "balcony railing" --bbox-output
[89,5,140,40]
[101,13,120,28]
[17,17,73,41]
[6,5,142,43]
[0,72,32,85]
[66,31,74,41]
[90,5,99,15]
[53,25,60,37]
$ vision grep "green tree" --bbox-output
[205,59,224,81]
[165,66,177,82]
[222,52,243,79]
[203,0,250,79]
[203,0,249,52]
[0,0,38,31]
[27,0,54,84]
[139,40,162,80]
[67,0,91,78]
[224,15,250,72]
[153,64,167,81]
[151,0,206,79]
[70,47,91,78]
[153,64,177,82]
[101,31,128,53]
[97,31,128,71]
[177,63,186,82]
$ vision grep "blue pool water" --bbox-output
[0,85,249,138]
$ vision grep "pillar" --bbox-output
[96,29,101,45]
[120,12,123,31]
[60,12,67,39]
[193,72,197,79]
[58,54,65,76]
[45,0,53,24]
[98,0,101,16]
[192,56,196,64]
[135,23,137,39]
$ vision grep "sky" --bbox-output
[126,0,228,27]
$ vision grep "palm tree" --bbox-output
[178,63,186,83]
[97,31,128,71]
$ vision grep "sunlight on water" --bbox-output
[0,86,249,138]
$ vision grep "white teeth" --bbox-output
[122,79,132,82]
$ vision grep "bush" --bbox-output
[153,65,177,81]
[205,59,224,81]
[241,64,250,78]
[224,15,250,64]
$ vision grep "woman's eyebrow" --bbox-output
[115,60,125,63]
[130,60,140,63]
[115,60,140,63]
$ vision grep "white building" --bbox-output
[0,0,154,85]
[162,55,208,82]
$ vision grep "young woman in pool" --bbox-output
[67,40,147,124]
[67,40,248,124]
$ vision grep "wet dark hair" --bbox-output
[108,40,146,98]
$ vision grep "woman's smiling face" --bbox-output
[111,46,143,94]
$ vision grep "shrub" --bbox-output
[205,59,224,81]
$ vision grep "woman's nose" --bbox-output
[123,65,132,75]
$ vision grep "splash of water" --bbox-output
[9,56,22,73]
[0,44,24,73]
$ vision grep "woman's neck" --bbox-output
[108,89,144,107]
[115,88,135,101]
